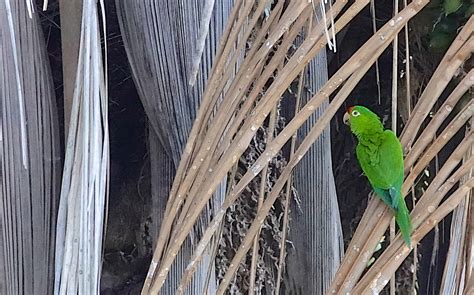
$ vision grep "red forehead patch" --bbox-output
[347,106,355,113]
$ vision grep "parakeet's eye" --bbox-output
[351,110,360,117]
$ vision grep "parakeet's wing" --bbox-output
[372,187,395,209]
[356,129,411,245]
[356,130,404,208]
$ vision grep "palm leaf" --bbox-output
[140,1,473,294]
[285,44,343,294]
[331,16,474,293]
[116,0,233,293]
[53,0,109,293]
[141,0,372,293]
[0,1,61,294]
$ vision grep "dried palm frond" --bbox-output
[330,16,474,294]
[53,0,109,294]
[141,0,422,293]
[116,0,233,293]
[0,1,61,294]
[116,0,233,166]
[139,0,471,293]
[284,43,343,294]
[440,137,472,293]
[23,0,50,17]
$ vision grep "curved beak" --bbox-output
[343,112,350,125]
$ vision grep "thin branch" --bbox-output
[400,17,474,148]
[403,0,411,117]
[390,0,399,292]
[404,69,474,171]
[370,0,381,104]
[355,177,474,293]
[404,104,474,190]
[328,14,473,294]
[248,106,277,294]
[275,52,307,295]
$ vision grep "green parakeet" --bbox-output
[343,105,412,246]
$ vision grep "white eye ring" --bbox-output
[351,110,360,117]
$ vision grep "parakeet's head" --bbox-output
[343,105,384,136]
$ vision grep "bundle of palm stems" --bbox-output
[0,0,472,294]
[138,0,473,294]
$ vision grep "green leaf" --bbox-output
[443,0,462,15]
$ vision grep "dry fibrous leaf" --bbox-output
[0,1,60,294]
[53,0,109,293]
[116,0,233,293]
[217,111,288,294]
[284,37,343,294]
[330,15,474,294]
[440,150,471,293]
[143,0,390,292]
[141,0,472,293]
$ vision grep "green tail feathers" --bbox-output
[396,197,412,246]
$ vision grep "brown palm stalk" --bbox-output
[142,0,435,293]
[143,2,314,292]
[328,16,473,294]
[213,4,431,291]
